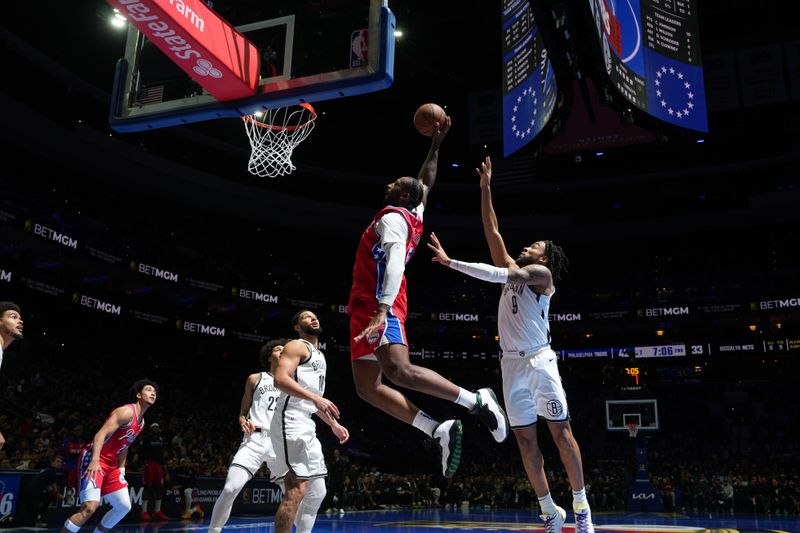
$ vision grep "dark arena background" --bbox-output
[0,1,798,533]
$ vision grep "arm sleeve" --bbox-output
[376,213,409,307]
[448,259,508,284]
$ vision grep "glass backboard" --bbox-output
[605,398,659,432]
[109,0,394,132]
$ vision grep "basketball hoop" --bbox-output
[626,422,639,438]
[242,103,317,178]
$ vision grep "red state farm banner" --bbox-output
[109,0,260,101]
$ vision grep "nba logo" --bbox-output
[350,29,369,68]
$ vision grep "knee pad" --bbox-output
[100,488,132,529]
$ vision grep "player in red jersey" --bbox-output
[61,379,158,533]
[348,115,508,479]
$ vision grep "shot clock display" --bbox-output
[501,0,558,157]
[587,0,708,132]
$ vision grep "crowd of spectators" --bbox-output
[1,334,798,518]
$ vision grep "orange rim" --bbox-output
[243,103,316,131]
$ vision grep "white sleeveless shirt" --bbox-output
[248,372,281,430]
[277,339,327,416]
[497,283,554,354]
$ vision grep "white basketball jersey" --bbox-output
[249,372,281,430]
[277,339,326,416]
[497,283,554,353]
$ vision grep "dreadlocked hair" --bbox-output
[543,240,569,282]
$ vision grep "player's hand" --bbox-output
[0,431,4,450]
[427,232,451,266]
[314,396,341,420]
[332,423,350,444]
[354,307,387,343]
[240,418,256,436]
[431,115,452,147]
[476,156,492,188]
[83,460,101,481]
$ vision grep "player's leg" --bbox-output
[141,462,152,520]
[62,451,102,533]
[293,477,326,533]
[210,465,253,532]
[351,357,462,478]
[503,356,565,532]
[374,310,508,442]
[274,471,308,533]
[535,352,593,533]
[149,462,167,520]
[94,487,132,532]
[351,357,422,424]
[93,466,133,532]
[377,340,509,443]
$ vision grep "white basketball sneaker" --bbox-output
[433,419,462,478]
[574,505,595,533]
[471,388,509,442]
[541,506,566,533]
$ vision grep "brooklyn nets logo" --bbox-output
[545,399,563,417]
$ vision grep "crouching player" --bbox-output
[61,379,158,533]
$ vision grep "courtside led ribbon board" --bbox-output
[107,0,260,101]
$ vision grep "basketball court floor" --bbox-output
[6,509,798,533]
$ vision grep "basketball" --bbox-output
[413,103,447,137]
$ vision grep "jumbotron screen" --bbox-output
[501,0,558,157]
[587,0,708,132]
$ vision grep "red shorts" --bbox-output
[144,460,164,486]
[78,449,127,501]
[349,299,407,360]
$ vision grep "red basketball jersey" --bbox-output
[349,206,423,321]
[85,404,144,465]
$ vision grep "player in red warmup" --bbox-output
[61,379,158,533]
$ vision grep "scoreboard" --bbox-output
[587,0,708,132]
[501,0,558,157]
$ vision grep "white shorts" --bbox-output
[269,410,326,481]
[501,347,569,428]
[230,430,275,477]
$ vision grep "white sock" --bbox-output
[412,411,439,437]
[538,493,558,516]
[573,489,589,510]
[142,501,149,513]
[455,388,478,410]
[184,488,193,512]
[154,500,162,512]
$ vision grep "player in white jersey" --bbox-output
[427,156,593,533]
[0,301,24,450]
[270,310,349,533]
[209,338,288,532]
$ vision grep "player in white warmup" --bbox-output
[427,156,594,533]
[209,337,321,533]
[270,310,349,533]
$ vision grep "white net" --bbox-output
[242,103,317,178]
[626,423,639,438]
